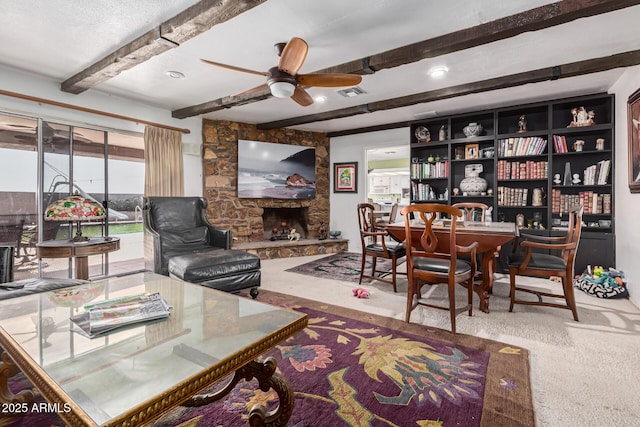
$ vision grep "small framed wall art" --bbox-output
[333,162,358,193]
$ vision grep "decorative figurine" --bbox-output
[288,228,301,241]
[553,173,561,184]
[596,138,605,151]
[439,125,447,141]
[318,221,328,240]
[518,115,527,132]
[485,206,493,223]
[568,107,595,127]
[453,187,460,196]
[573,139,584,152]
[572,173,581,185]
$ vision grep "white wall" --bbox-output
[0,66,203,195]
[610,65,640,307]
[330,128,409,252]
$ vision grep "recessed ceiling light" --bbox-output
[314,95,327,103]
[165,70,185,79]
[428,66,449,78]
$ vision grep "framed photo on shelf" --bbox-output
[628,88,640,193]
[333,162,358,193]
[515,213,525,229]
[465,143,479,160]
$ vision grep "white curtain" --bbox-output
[144,126,184,196]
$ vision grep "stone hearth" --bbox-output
[234,238,348,260]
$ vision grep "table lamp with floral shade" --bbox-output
[44,194,106,242]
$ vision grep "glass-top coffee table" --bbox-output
[0,272,307,426]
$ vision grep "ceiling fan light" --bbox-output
[269,81,295,98]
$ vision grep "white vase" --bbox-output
[463,122,483,137]
[459,164,487,196]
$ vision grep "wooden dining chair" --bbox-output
[452,202,489,278]
[401,204,478,334]
[376,203,400,227]
[452,202,489,223]
[508,205,583,321]
[357,203,406,292]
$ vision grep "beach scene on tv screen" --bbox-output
[238,140,316,199]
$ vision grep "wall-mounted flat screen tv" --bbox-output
[237,139,316,199]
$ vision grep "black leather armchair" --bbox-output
[1,246,14,284]
[143,197,260,298]
[143,197,231,275]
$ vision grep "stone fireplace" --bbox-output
[262,207,309,240]
[202,120,330,245]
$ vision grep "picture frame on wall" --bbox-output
[333,162,358,193]
[628,88,640,193]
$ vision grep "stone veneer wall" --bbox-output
[202,120,330,243]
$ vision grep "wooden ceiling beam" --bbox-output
[325,0,640,74]
[172,0,639,118]
[61,0,266,94]
[171,87,273,119]
[257,49,640,130]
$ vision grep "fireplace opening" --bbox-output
[262,207,309,241]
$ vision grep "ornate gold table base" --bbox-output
[0,352,35,407]
[184,357,293,427]
[1,354,293,426]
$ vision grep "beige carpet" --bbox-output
[261,254,640,427]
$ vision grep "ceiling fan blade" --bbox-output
[235,83,270,98]
[291,86,313,107]
[297,73,362,87]
[200,59,269,77]
[278,37,308,76]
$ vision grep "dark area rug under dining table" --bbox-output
[284,251,394,283]
[3,290,534,427]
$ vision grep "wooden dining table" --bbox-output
[384,220,518,313]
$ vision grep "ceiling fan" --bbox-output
[201,37,362,106]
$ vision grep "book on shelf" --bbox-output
[497,186,528,206]
[581,159,611,186]
[552,190,611,215]
[411,161,448,179]
[71,292,172,338]
[498,137,547,157]
[553,135,568,153]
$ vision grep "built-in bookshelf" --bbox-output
[409,92,615,271]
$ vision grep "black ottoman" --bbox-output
[168,249,260,299]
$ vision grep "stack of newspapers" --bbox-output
[71,292,171,338]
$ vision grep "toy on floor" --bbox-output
[352,287,371,298]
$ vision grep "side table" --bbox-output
[36,237,120,280]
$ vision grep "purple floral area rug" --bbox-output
[2,291,534,427]
[285,252,394,283]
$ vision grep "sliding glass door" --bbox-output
[0,112,145,280]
